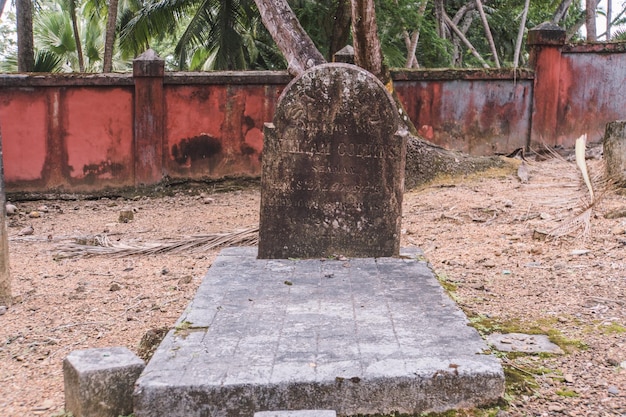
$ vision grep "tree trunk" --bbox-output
[585,0,597,41]
[252,0,325,76]
[606,0,612,40]
[103,0,119,72]
[552,0,573,24]
[350,0,387,83]
[253,0,507,188]
[0,124,11,307]
[444,12,489,68]
[513,0,530,68]
[69,0,85,72]
[0,0,7,19]
[16,0,34,72]
[329,0,352,60]
[475,0,500,67]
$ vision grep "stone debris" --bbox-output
[486,333,564,354]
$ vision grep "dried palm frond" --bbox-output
[53,226,259,259]
[546,135,608,241]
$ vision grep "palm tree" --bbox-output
[119,0,282,70]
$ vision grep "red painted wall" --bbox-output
[1,36,625,193]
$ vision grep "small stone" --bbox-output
[5,203,17,215]
[118,210,134,223]
[548,404,565,412]
[28,211,41,218]
[571,249,590,256]
[540,212,552,220]
[607,357,620,366]
[17,225,34,236]
[564,373,574,383]
[178,276,192,285]
[611,225,626,235]
[0,305,7,315]
[608,385,619,396]
[483,259,497,268]
[37,205,49,213]
[203,197,215,204]
[621,360,626,369]
[109,283,122,292]
[161,268,169,275]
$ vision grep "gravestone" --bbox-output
[258,63,407,259]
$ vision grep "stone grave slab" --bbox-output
[133,247,504,417]
[258,63,407,259]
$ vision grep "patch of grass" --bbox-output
[599,322,626,334]
[556,389,579,397]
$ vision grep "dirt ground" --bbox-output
[0,155,625,417]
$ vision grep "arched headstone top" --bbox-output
[273,63,399,141]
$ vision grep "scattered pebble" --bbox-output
[203,197,215,204]
[5,203,17,215]
[564,373,574,383]
[571,249,590,256]
[118,210,134,223]
[483,259,496,268]
[178,276,192,285]
[0,305,7,315]
[548,404,565,412]
[611,225,626,235]
[37,205,49,213]
[109,283,122,292]
[28,211,41,218]
[17,225,34,236]
[608,385,619,396]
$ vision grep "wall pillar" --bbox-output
[133,49,165,186]
[528,22,566,147]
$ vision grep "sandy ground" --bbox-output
[0,156,625,417]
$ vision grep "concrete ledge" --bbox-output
[64,346,145,417]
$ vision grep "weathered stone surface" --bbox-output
[133,247,505,417]
[258,63,407,259]
[603,120,626,185]
[64,346,145,417]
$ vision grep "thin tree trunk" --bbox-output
[252,0,325,76]
[513,0,530,68]
[16,0,34,72]
[403,0,428,68]
[329,0,351,60]
[350,0,388,83]
[606,0,612,40]
[0,0,7,19]
[103,0,119,72]
[552,0,573,24]
[0,124,11,307]
[434,0,446,39]
[585,0,597,41]
[444,12,489,68]
[475,0,499,67]
[69,0,85,72]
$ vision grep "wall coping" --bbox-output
[392,68,534,81]
[562,41,626,54]
[0,68,536,88]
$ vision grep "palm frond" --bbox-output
[53,226,259,258]
[34,50,64,72]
